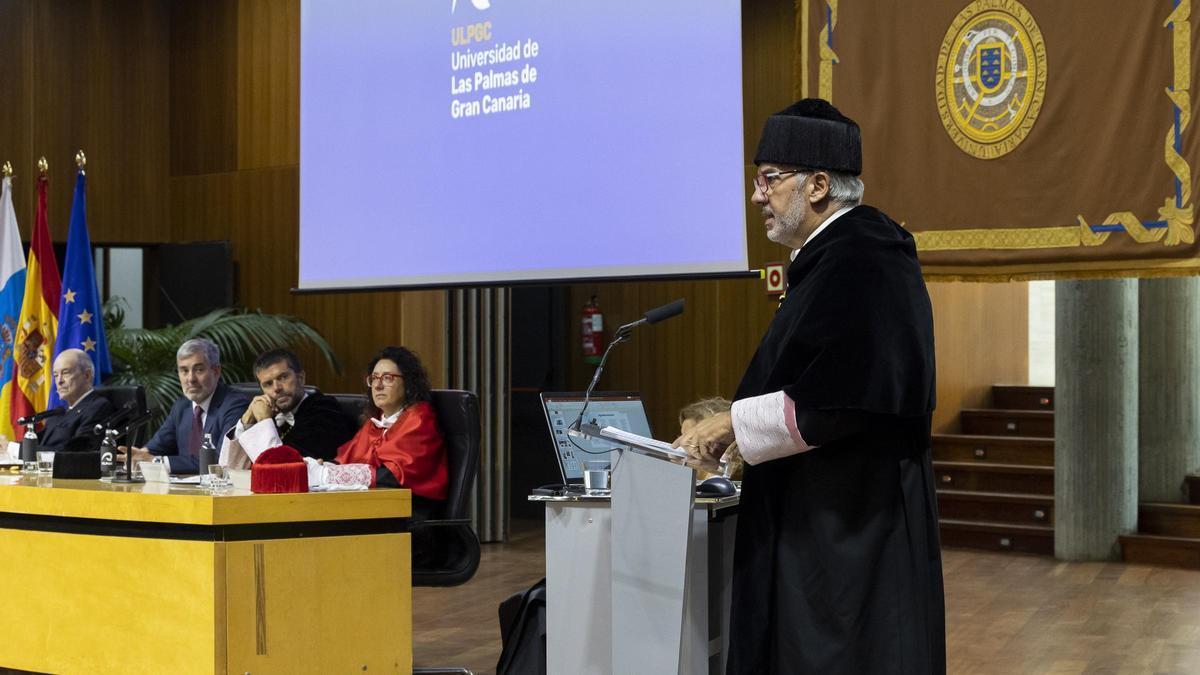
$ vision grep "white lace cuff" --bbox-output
[731,391,816,465]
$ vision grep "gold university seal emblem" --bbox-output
[935,0,1047,159]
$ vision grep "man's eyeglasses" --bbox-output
[753,169,805,195]
[366,373,403,387]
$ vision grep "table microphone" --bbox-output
[17,407,66,426]
[93,400,138,435]
[569,298,685,437]
[119,410,155,438]
[110,409,154,484]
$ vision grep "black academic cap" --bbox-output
[753,98,862,175]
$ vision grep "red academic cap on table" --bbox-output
[250,445,309,494]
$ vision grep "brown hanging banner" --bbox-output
[795,0,1197,280]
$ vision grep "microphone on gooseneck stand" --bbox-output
[569,298,686,437]
[110,409,154,484]
[18,408,66,462]
[17,407,66,427]
[92,400,137,477]
[93,400,138,436]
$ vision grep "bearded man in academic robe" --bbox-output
[674,99,946,674]
[222,348,358,467]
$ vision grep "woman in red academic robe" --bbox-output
[337,346,449,521]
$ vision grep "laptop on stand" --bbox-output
[539,391,654,489]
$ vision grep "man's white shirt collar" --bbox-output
[193,392,215,415]
[275,392,308,427]
[790,204,856,261]
[67,388,94,410]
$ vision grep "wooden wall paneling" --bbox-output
[927,282,1029,434]
[29,0,84,242]
[742,0,800,167]
[169,173,238,242]
[236,0,299,170]
[293,292,404,393]
[637,279,722,439]
[399,290,448,389]
[227,167,298,313]
[15,0,171,245]
[170,0,238,178]
[715,276,770,397]
[567,281,645,392]
[76,0,171,244]
[0,1,34,231]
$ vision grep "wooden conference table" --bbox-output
[0,473,412,674]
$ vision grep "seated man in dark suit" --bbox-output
[119,338,250,474]
[39,348,115,452]
[221,348,357,467]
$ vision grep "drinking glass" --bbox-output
[583,460,611,490]
[36,451,55,476]
[207,464,231,490]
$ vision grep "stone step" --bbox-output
[1138,503,1200,538]
[991,384,1054,411]
[937,490,1053,526]
[960,409,1055,438]
[932,434,1054,467]
[1120,534,1200,569]
[933,461,1054,495]
[939,519,1054,556]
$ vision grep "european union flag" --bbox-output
[48,170,110,408]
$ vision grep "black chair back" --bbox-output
[329,393,367,423]
[231,382,337,412]
[428,389,480,521]
[95,385,149,446]
[228,382,261,399]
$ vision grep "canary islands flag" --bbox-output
[49,171,109,409]
[0,177,28,444]
[8,175,61,434]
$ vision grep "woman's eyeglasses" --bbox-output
[366,373,403,387]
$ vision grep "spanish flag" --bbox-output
[4,174,61,436]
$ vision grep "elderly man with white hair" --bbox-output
[38,348,115,452]
[121,338,250,474]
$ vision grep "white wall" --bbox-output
[1028,280,1054,385]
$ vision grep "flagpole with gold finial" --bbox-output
[75,150,86,175]
[37,156,48,175]
[1,161,11,178]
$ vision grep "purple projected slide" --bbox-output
[299,0,746,289]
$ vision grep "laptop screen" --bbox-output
[540,392,654,483]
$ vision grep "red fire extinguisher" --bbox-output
[582,295,604,365]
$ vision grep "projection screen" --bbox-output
[299,0,747,290]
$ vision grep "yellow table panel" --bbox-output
[0,475,411,524]
[0,473,412,674]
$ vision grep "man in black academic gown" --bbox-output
[39,348,114,451]
[675,99,945,674]
[222,348,357,466]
